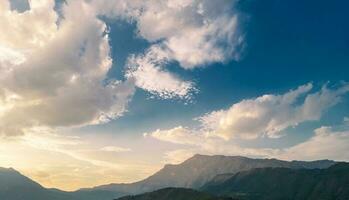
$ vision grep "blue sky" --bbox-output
[80,0,349,145]
[1,0,349,191]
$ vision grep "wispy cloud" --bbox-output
[126,46,197,100]
[100,146,132,153]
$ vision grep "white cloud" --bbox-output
[93,0,244,67]
[150,124,349,164]
[0,0,57,51]
[145,83,349,163]
[0,0,135,136]
[125,46,196,100]
[133,0,243,69]
[145,126,204,146]
[100,146,131,153]
[0,45,26,67]
[93,0,244,99]
[281,126,349,161]
[199,83,349,139]
[0,0,246,135]
[146,126,279,162]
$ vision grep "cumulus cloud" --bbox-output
[133,0,244,69]
[0,0,135,136]
[93,0,244,99]
[199,83,349,139]
[145,83,349,163]
[146,83,349,141]
[95,0,244,67]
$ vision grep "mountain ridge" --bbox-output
[88,154,336,195]
[202,162,349,200]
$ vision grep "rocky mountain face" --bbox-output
[91,154,335,194]
[202,163,349,200]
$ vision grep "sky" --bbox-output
[0,0,349,191]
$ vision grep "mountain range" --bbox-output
[89,154,335,194]
[113,162,349,200]
[0,154,343,200]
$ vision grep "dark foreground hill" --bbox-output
[116,188,234,200]
[202,163,349,200]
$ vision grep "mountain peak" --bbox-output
[187,154,248,162]
[81,154,338,197]
[0,167,17,172]
[0,167,23,178]
[192,154,208,158]
[137,155,337,192]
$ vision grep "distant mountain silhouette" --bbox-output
[202,163,349,200]
[0,167,70,200]
[0,167,124,200]
[90,154,335,194]
[116,188,235,200]
[0,155,339,200]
